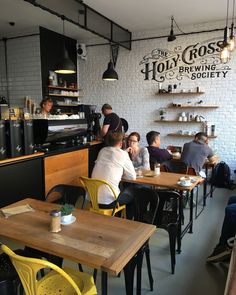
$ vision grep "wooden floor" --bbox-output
[2,186,235,295]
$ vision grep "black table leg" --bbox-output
[101,271,108,295]
[189,190,193,233]
[123,255,137,295]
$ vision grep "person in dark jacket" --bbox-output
[146,131,172,168]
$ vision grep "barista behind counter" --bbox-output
[40,98,53,118]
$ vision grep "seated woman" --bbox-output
[126,132,150,170]
[40,98,53,117]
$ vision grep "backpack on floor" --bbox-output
[210,161,233,188]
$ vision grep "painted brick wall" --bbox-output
[79,21,236,173]
[0,31,42,108]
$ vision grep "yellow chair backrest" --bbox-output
[80,176,118,213]
[1,244,82,295]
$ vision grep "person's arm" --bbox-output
[207,147,217,163]
[100,124,109,137]
[141,148,150,170]
[122,152,136,180]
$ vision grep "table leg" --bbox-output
[123,255,136,295]
[203,166,208,206]
[189,190,193,233]
[101,271,108,295]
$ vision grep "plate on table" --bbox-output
[60,216,76,225]
[143,172,156,177]
[177,181,191,187]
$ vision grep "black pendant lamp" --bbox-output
[102,45,118,81]
[55,16,76,74]
[167,16,176,42]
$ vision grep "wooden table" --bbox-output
[123,171,202,243]
[0,198,156,295]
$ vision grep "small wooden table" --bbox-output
[172,155,219,201]
[0,198,155,295]
[123,171,202,244]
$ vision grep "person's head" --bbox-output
[101,103,112,116]
[146,131,161,147]
[40,98,53,113]
[127,132,140,148]
[194,132,208,144]
[105,131,124,148]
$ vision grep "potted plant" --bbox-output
[159,109,166,120]
[60,203,75,223]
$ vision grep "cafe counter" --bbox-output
[0,141,103,207]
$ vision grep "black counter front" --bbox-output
[0,141,103,207]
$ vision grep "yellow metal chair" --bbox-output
[1,244,97,295]
[80,176,126,217]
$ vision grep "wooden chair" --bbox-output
[1,244,97,295]
[79,176,126,217]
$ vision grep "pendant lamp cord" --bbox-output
[232,0,235,24]
[226,0,229,27]
[173,16,186,34]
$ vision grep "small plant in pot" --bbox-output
[159,109,166,120]
[60,204,75,223]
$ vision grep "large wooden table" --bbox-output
[123,171,202,245]
[0,198,156,295]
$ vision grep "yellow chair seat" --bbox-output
[1,244,97,295]
[37,267,97,295]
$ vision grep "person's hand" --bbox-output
[126,147,133,153]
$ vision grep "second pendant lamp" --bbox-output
[102,45,118,81]
[55,16,76,74]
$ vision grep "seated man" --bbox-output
[100,103,122,139]
[207,196,236,263]
[181,132,216,175]
[92,131,136,219]
[146,131,173,168]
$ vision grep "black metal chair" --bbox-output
[133,187,159,294]
[0,251,19,295]
[154,189,181,274]
[45,184,86,208]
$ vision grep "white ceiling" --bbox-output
[0,0,231,41]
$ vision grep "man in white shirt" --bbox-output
[92,131,136,218]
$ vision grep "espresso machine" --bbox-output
[85,105,101,140]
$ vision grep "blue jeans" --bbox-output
[219,196,236,246]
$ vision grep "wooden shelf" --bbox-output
[169,105,219,109]
[154,120,202,123]
[54,104,80,107]
[48,85,80,91]
[48,94,80,98]
[157,91,204,95]
[167,133,217,138]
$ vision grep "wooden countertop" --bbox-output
[0,152,44,165]
[89,140,103,146]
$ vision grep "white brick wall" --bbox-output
[0,31,42,108]
[79,20,236,173]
